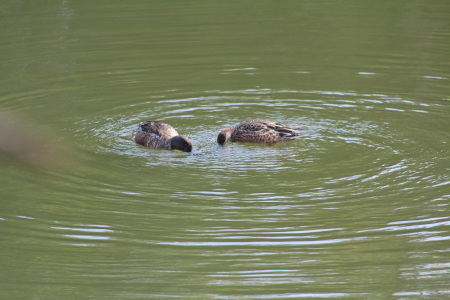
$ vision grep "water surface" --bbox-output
[1,1,449,299]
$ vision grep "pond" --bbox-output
[1,1,449,299]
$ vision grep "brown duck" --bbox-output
[217,119,303,144]
[135,121,192,152]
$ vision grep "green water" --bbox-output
[1,1,449,299]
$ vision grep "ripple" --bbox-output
[210,292,370,299]
[158,237,366,247]
[66,88,449,240]
[68,88,450,213]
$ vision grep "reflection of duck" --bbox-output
[135,121,192,152]
[217,119,303,144]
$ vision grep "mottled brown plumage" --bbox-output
[135,121,192,152]
[217,119,303,144]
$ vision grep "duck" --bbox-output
[217,119,303,144]
[135,121,192,152]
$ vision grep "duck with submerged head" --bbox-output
[217,119,303,144]
[135,121,192,152]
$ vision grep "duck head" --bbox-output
[170,135,193,152]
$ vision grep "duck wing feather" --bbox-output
[139,121,179,139]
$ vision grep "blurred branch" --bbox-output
[0,109,66,170]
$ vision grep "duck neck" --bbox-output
[218,127,234,144]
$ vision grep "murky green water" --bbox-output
[1,1,449,299]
